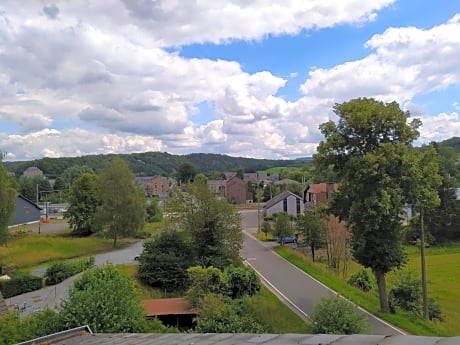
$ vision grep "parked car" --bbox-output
[276,236,297,244]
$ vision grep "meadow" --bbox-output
[276,243,460,336]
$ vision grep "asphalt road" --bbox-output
[239,209,405,336]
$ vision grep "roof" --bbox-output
[18,194,42,210]
[143,298,196,316]
[263,190,302,210]
[22,332,460,345]
[306,183,339,194]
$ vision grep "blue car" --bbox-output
[276,236,297,244]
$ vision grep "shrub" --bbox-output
[187,266,225,307]
[309,296,368,334]
[347,270,373,292]
[388,271,421,314]
[45,256,95,286]
[224,265,261,299]
[0,273,43,298]
[428,298,444,322]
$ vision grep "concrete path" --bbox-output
[6,241,144,317]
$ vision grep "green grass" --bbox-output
[244,285,312,333]
[0,232,132,269]
[275,246,453,336]
[253,233,276,241]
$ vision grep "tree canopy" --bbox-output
[95,158,145,247]
[0,158,17,244]
[314,98,439,313]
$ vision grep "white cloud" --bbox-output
[418,112,460,143]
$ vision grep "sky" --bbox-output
[0,1,459,161]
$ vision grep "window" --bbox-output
[283,198,287,212]
[296,198,301,214]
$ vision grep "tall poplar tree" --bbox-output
[0,154,16,244]
[315,98,436,313]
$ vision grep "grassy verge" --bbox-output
[275,246,452,336]
[0,233,132,269]
[116,264,311,333]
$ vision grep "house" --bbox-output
[152,175,171,197]
[22,166,43,177]
[263,190,304,217]
[226,176,252,204]
[304,183,339,210]
[9,195,42,227]
[207,179,226,199]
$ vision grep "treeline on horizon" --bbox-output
[3,136,460,183]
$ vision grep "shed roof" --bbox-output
[143,298,196,316]
[263,190,302,210]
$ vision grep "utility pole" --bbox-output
[420,204,429,319]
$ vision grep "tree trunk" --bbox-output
[374,269,390,313]
[311,246,316,262]
[113,233,117,248]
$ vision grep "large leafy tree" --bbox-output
[315,98,428,313]
[60,265,148,333]
[18,175,52,202]
[65,172,99,235]
[0,155,17,245]
[176,162,197,185]
[168,182,242,269]
[95,158,145,247]
[273,212,294,245]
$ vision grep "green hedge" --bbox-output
[45,256,95,286]
[0,274,43,298]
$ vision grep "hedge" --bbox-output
[0,274,43,298]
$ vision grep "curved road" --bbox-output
[239,209,405,336]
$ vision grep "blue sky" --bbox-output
[0,0,459,160]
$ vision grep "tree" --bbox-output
[18,175,52,202]
[95,158,145,247]
[176,162,197,185]
[186,266,225,307]
[62,165,94,185]
[315,98,422,312]
[296,211,325,261]
[60,265,148,333]
[65,172,99,235]
[0,158,16,245]
[146,197,163,222]
[137,231,193,292]
[224,265,261,299]
[309,296,368,334]
[273,212,294,245]
[167,182,242,269]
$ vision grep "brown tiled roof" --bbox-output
[143,298,196,316]
[308,183,339,194]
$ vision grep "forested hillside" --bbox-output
[3,152,305,178]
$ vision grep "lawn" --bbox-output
[0,233,132,269]
[275,244,460,336]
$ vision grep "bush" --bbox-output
[309,296,368,334]
[347,270,373,292]
[224,265,261,299]
[388,271,421,314]
[428,298,444,322]
[45,256,95,285]
[0,273,43,298]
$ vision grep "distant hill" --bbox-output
[3,152,305,178]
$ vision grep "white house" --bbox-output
[263,190,304,217]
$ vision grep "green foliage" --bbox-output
[146,197,163,222]
[296,211,325,261]
[0,312,22,345]
[65,172,99,235]
[176,162,197,184]
[60,264,148,333]
[95,158,146,247]
[273,212,294,244]
[315,98,425,312]
[20,309,64,341]
[186,266,225,307]
[309,296,368,334]
[0,272,43,298]
[347,270,373,292]
[137,230,193,292]
[261,220,273,237]
[194,295,264,333]
[224,265,261,299]
[18,175,52,202]
[63,165,95,185]
[389,271,422,314]
[0,161,16,245]
[45,256,95,285]
[428,297,444,322]
[168,182,243,269]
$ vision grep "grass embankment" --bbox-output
[275,245,457,336]
[0,233,131,270]
[117,264,312,334]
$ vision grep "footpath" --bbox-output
[6,240,144,317]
